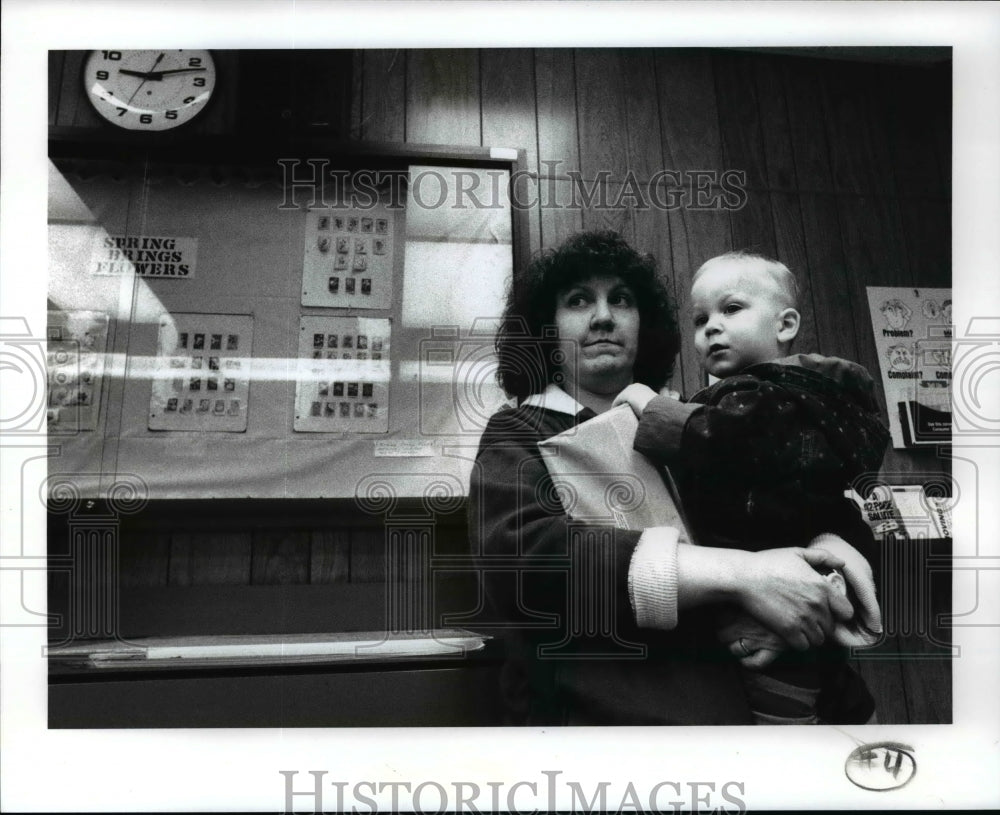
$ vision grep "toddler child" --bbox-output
[616,251,888,724]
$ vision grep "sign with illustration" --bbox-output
[866,286,951,448]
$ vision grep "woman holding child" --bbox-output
[468,230,885,725]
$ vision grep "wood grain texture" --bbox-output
[655,50,724,177]
[168,532,251,586]
[632,205,687,388]
[925,63,952,192]
[714,52,777,258]
[198,50,240,136]
[897,197,951,287]
[58,51,101,128]
[888,538,953,724]
[797,193,858,362]
[350,50,364,139]
[250,529,310,585]
[621,50,664,184]
[49,51,65,126]
[511,170,542,259]
[713,51,769,192]
[118,532,170,588]
[667,206,732,397]
[349,526,387,583]
[782,58,835,193]
[575,49,628,182]
[310,529,351,584]
[406,49,480,146]
[728,188,777,258]
[579,181,632,235]
[753,61,821,359]
[785,58,860,362]
[821,61,896,196]
[362,49,405,143]
[853,636,910,724]
[481,48,538,175]
[481,49,541,258]
[752,57,797,192]
[539,178,583,249]
[769,193,820,360]
[896,634,952,724]
[879,64,947,197]
[655,50,730,397]
[835,193,913,438]
[535,48,579,178]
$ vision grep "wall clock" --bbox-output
[82,50,217,132]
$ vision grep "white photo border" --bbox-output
[2,0,999,811]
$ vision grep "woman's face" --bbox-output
[553,274,640,396]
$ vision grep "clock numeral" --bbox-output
[183,96,196,104]
[139,113,153,125]
[116,107,127,117]
[165,110,178,120]
[193,77,206,87]
[102,51,122,61]
[188,57,203,67]
[96,70,109,80]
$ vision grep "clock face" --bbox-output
[83,50,217,132]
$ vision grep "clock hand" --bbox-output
[126,52,164,105]
[118,67,207,81]
[152,67,208,77]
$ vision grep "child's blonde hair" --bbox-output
[693,250,799,310]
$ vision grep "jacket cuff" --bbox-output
[633,395,701,457]
[628,526,681,630]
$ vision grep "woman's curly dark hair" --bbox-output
[495,230,681,401]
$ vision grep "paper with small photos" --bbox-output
[47,310,109,433]
[149,313,253,432]
[295,316,390,433]
[301,208,394,309]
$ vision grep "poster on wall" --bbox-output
[294,315,391,433]
[866,286,952,448]
[148,312,254,432]
[90,234,198,278]
[301,207,394,309]
[46,310,109,433]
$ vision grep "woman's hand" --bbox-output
[734,547,854,651]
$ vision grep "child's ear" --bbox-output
[777,308,800,344]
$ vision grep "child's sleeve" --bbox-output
[633,376,787,470]
[631,394,701,460]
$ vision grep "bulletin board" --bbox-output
[148,312,254,432]
[301,208,395,309]
[46,310,110,434]
[294,315,391,433]
[46,147,520,499]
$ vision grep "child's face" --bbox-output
[690,261,789,378]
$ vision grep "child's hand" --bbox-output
[612,383,657,417]
[716,611,787,670]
